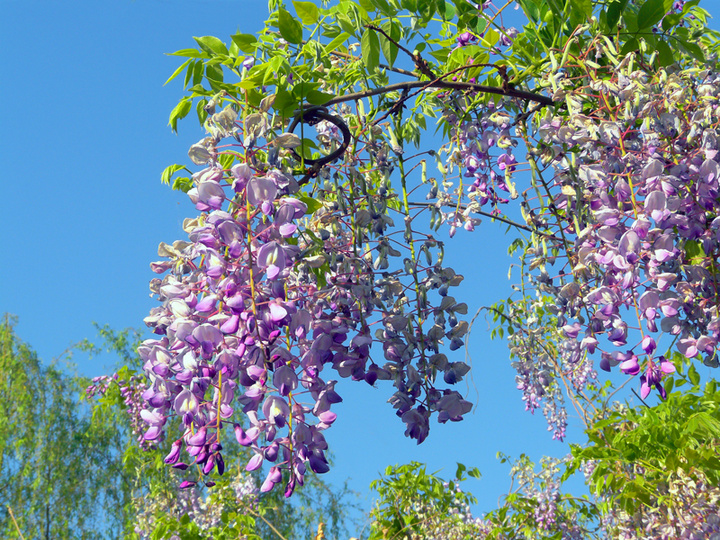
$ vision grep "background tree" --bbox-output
[0,315,129,539]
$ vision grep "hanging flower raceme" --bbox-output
[141,104,475,493]
[518,50,720,408]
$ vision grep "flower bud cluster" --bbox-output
[133,469,258,537]
[607,469,720,539]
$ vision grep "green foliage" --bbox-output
[368,461,480,539]
[0,315,130,539]
[570,362,720,518]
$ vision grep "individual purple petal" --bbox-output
[645,190,668,222]
[234,424,259,446]
[318,410,337,425]
[192,324,223,358]
[641,336,656,355]
[401,408,429,443]
[256,242,286,278]
[195,294,217,313]
[640,375,651,399]
[273,365,298,396]
[268,300,288,322]
[196,180,225,210]
[246,453,263,472]
[678,338,698,358]
[143,426,163,441]
[262,395,290,427]
[179,480,197,489]
[620,356,640,375]
[659,357,676,374]
[279,197,307,219]
[247,177,278,209]
[220,314,240,334]
[174,390,200,415]
[186,427,207,447]
[202,455,216,474]
[308,451,330,474]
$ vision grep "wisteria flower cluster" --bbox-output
[512,45,720,408]
[432,94,520,236]
[140,102,474,492]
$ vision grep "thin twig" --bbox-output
[7,506,26,540]
[632,387,651,408]
[407,200,562,240]
[365,23,438,79]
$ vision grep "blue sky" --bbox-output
[2,0,609,532]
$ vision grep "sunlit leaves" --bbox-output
[279,7,303,44]
[361,26,380,71]
[230,33,258,53]
[168,97,192,132]
[292,0,319,24]
[194,35,229,56]
[636,0,672,30]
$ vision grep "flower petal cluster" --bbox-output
[519,53,720,404]
[141,107,475,492]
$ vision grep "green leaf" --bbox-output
[164,58,193,86]
[161,164,190,185]
[293,0,319,24]
[676,37,705,62]
[206,63,224,83]
[167,48,208,58]
[380,21,401,67]
[168,97,192,132]
[361,27,381,72]
[305,89,335,105]
[605,0,629,31]
[358,0,376,11]
[467,467,481,479]
[193,35,229,56]
[662,12,682,31]
[637,0,670,30]
[191,59,204,87]
[371,0,394,16]
[664,376,675,395]
[518,0,541,23]
[656,39,674,66]
[279,7,304,44]
[436,0,455,20]
[230,33,258,53]
[324,31,351,53]
[298,193,323,215]
[620,37,639,55]
[688,364,700,386]
[196,98,209,125]
[685,239,706,264]
[568,0,592,27]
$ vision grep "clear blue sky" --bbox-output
[2,0,599,532]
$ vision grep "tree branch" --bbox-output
[407,201,562,240]
[323,79,554,109]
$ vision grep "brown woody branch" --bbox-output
[323,79,554,108]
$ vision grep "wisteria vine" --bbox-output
[134,0,720,502]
